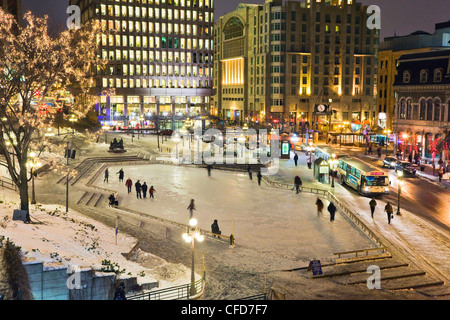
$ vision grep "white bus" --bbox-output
[337,156,390,196]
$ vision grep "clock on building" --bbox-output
[316,104,328,113]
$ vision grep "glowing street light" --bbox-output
[329,154,338,188]
[182,217,204,297]
[69,114,78,134]
[173,133,181,159]
[27,152,42,205]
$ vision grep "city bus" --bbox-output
[337,156,390,196]
[315,145,348,161]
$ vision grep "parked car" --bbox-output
[395,160,418,176]
[382,156,398,169]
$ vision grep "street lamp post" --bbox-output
[173,133,181,160]
[182,217,204,297]
[27,152,41,205]
[69,114,78,135]
[307,142,314,169]
[102,125,110,144]
[397,171,403,216]
[329,154,338,188]
[384,130,391,156]
[402,133,409,160]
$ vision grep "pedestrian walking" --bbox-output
[135,180,142,199]
[294,176,302,194]
[369,198,377,218]
[315,198,324,216]
[377,147,382,158]
[385,202,393,224]
[104,169,109,183]
[187,199,195,218]
[207,165,212,176]
[438,167,444,182]
[149,186,155,198]
[328,201,336,222]
[141,182,148,199]
[117,169,124,182]
[293,153,299,166]
[247,165,253,180]
[257,171,262,186]
[125,178,132,193]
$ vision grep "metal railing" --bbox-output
[0,177,17,191]
[127,271,206,300]
[239,293,268,300]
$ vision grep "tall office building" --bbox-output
[69,0,215,130]
[1,0,21,23]
[213,0,379,134]
[377,20,450,131]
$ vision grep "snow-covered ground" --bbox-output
[93,164,377,268]
[0,187,192,290]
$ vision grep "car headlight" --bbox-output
[364,187,369,192]
[384,187,389,192]
[390,162,396,166]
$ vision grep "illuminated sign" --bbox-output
[281,141,290,155]
[369,172,384,176]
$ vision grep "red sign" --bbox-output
[273,119,279,123]
[369,172,384,176]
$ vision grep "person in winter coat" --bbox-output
[125,178,133,193]
[141,182,148,199]
[104,169,109,183]
[211,219,221,236]
[257,171,262,186]
[293,153,299,166]
[294,176,302,193]
[108,193,118,207]
[247,166,253,180]
[187,199,195,218]
[385,202,393,224]
[149,186,156,198]
[369,198,377,218]
[328,202,336,222]
[207,165,212,176]
[114,282,127,300]
[135,180,142,199]
[117,169,124,182]
[315,198,324,215]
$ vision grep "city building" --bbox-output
[212,0,379,135]
[377,20,450,130]
[69,0,215,130]
[1,0,21,23]
[393,49,450,163]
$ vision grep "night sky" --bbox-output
[22,0,450,40]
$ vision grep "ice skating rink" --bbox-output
[95,164,377,264]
